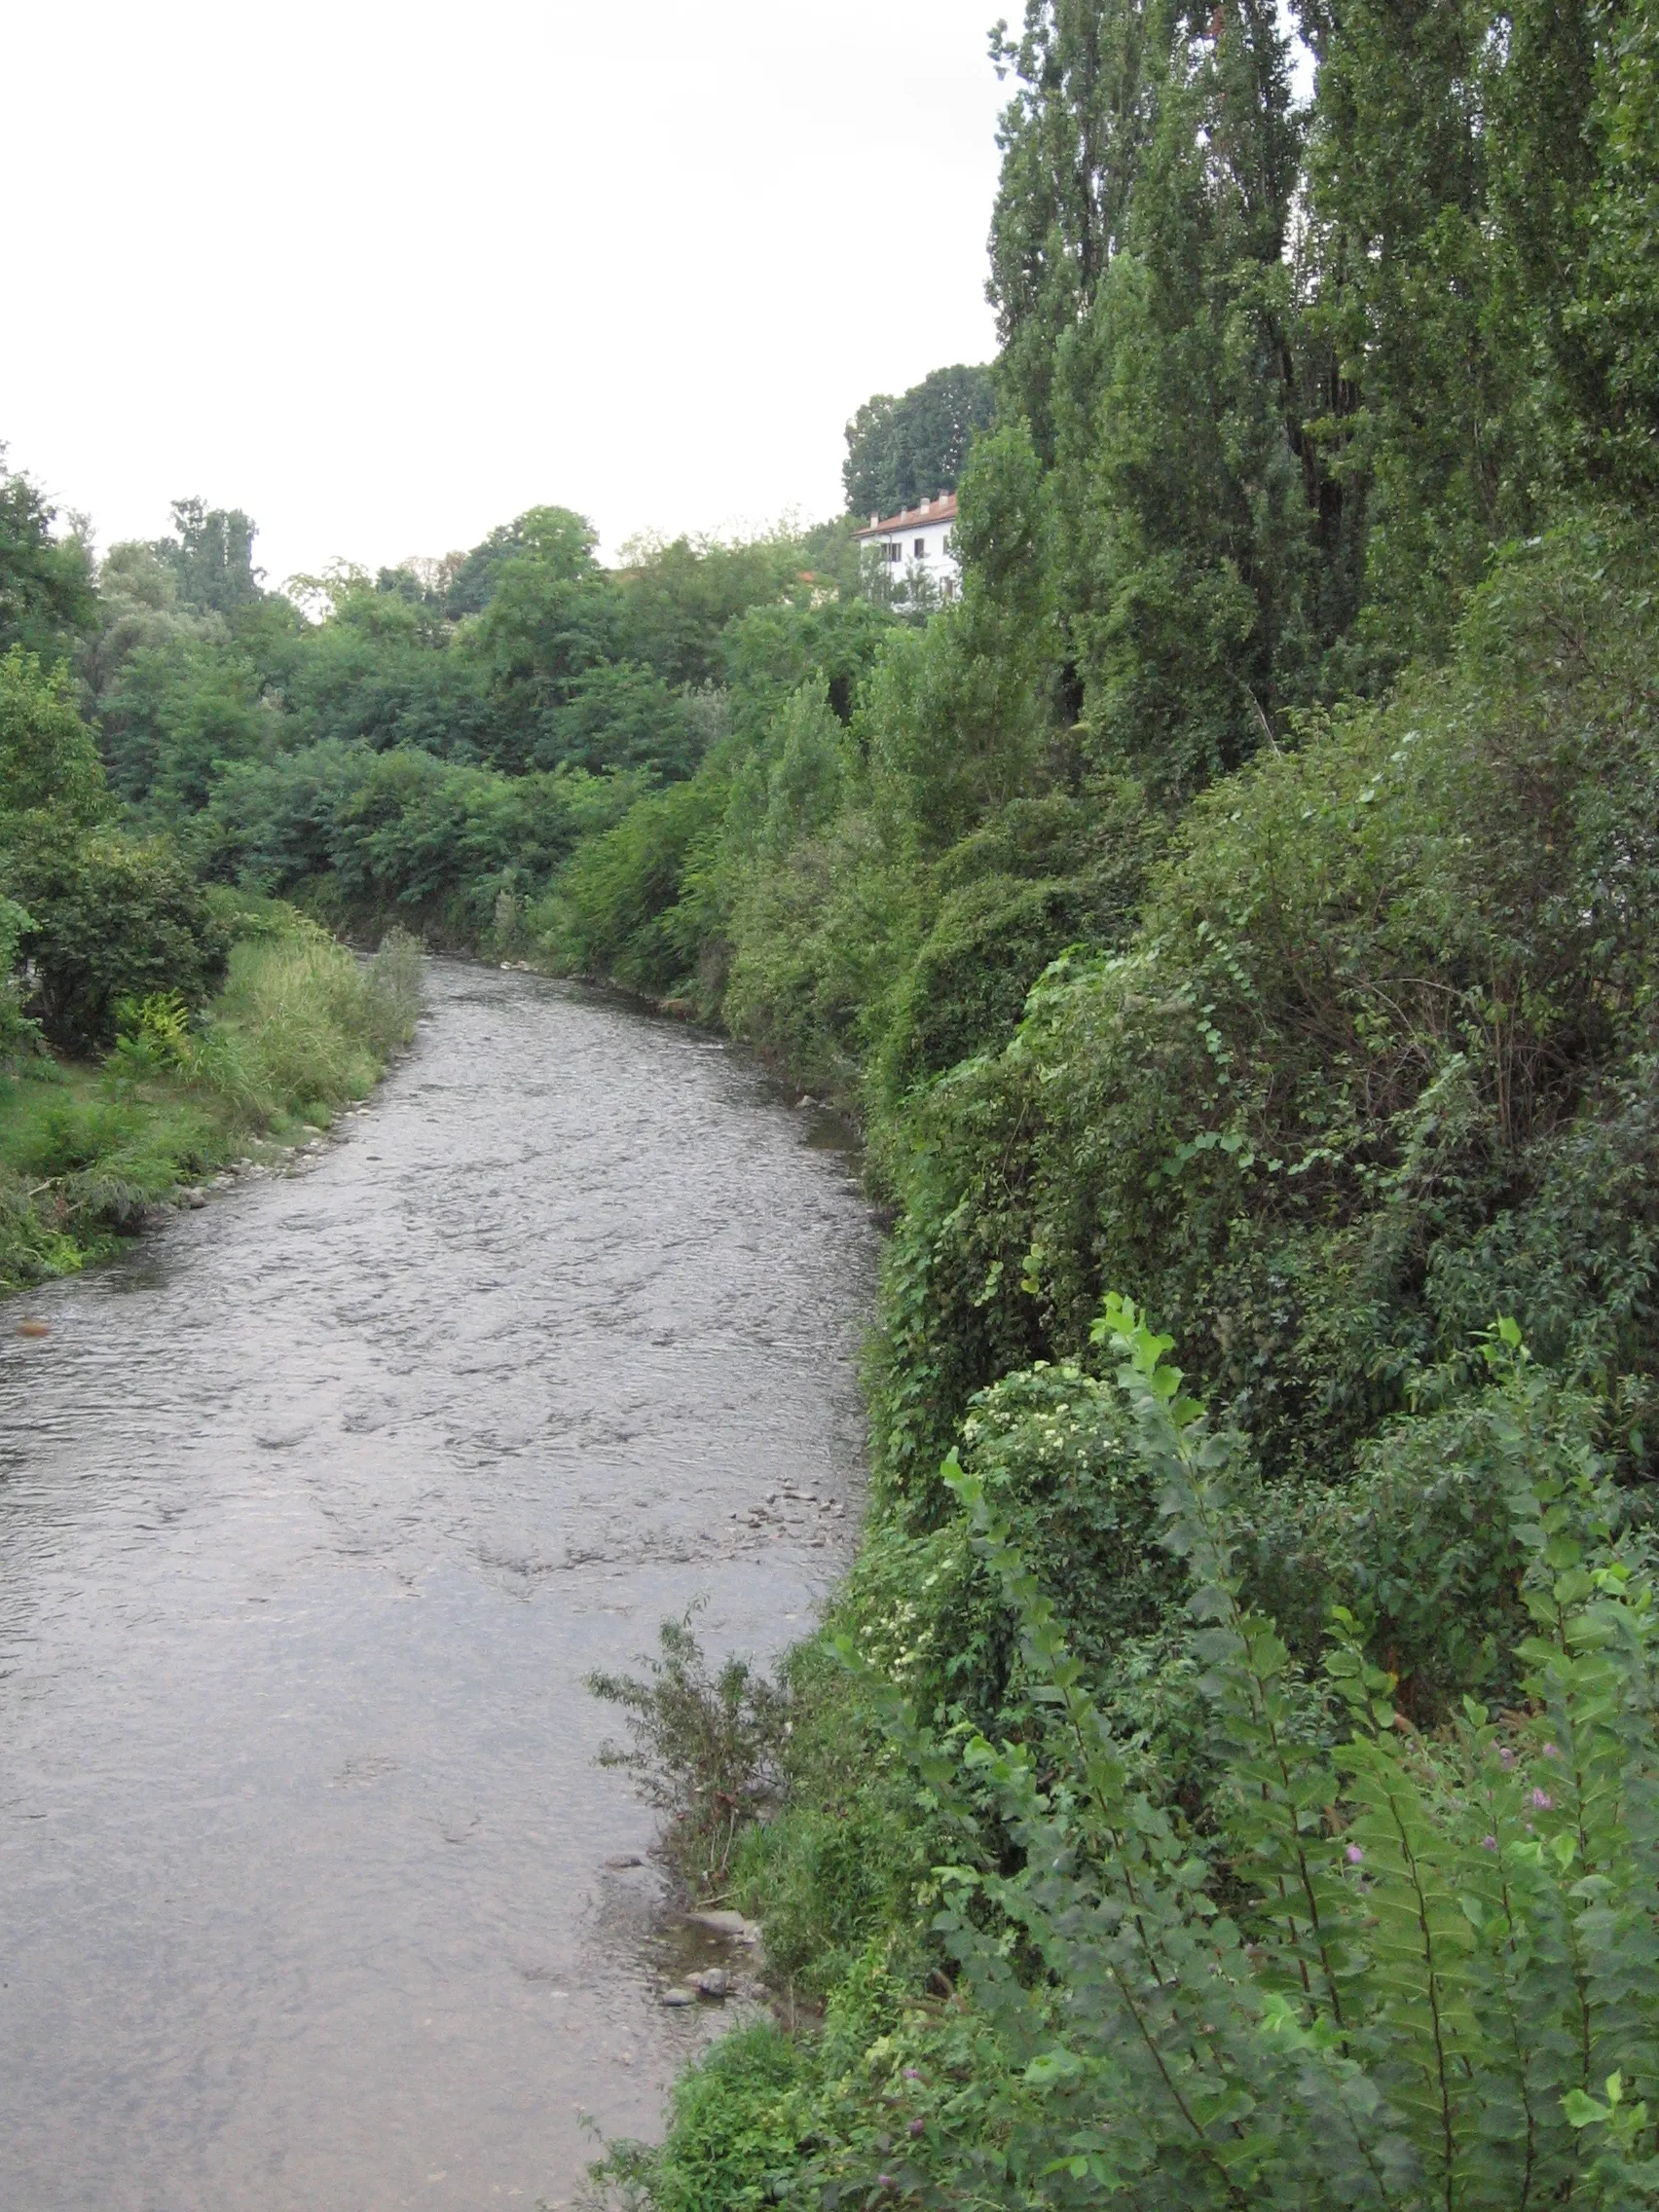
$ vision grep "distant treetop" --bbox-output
[0,446,96,665]
[154,498,264,617]
[842,363,996,521]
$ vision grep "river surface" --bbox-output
[0,963,875,2210]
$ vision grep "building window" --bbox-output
[942,576,956,601]
[889,541,902,563]
[913,537,926,559]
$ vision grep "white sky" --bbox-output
[2,1,1007,586]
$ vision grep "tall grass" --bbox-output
[0,912,423,1294]
[193,920,423,1121]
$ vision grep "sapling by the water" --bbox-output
[586,1604,789,1893]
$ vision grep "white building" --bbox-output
[855,491,961,606]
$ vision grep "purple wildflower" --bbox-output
[909,2118,926,2138]
[1481,1835,1498,1851]
[903,2067,921,2082]
[1498,1747,1516,1769]
[877,2177,897,2191]
[1531,1788,1553,1810]
[1346,1843,1365,1864]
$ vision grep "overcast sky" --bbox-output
[2,1,1007,586]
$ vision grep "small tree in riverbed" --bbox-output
[587,1604,789,1892]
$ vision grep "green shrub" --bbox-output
[808,1305,1659,2210]
[196,917,420,1119]
[596,2024,808,2212]
[876,781,1157,1100]
[586,1609,790,1891]
[540,768,728,992]
[0,892,41,1063]
[0,645,108,822]
[726,1632,946,2001]
[2,814,228,1050]
[644,1307,1659,2212]
[868,515,1659,1494]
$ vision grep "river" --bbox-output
[0,962,875,2210]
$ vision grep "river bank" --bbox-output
[0,910,422,1297]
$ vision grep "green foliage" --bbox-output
[826,1306,1659,2210]
[540,766,729,994]
[878,781,1154,1098]
[586,1609,789,1892]
[199,916,421,1110]
[152,498,264,617]
[0,452,95,664]
[616,530,818,689]
[320,748,638,939]
[1572,0,1659,487]
[621,1310,1659,2210]
[543,658,697,777]
[0,893,41,1064]
[597,2024,809,2212]
[101,635,272,817]
[844,365,998,520]
[1,814,227,1051]
[0,647,110,823]
[0,906,419,1292]
[868,517,1659,1495]
[205,741,640,945]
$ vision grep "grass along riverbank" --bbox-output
[0,907,421,1294]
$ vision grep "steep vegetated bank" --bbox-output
[1,0,1656,2186]
[597,519,1659,2211]
[574,0,1655,2197]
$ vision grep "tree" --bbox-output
[983,0,1339,797]
[0,647,109,824]
[155,498,264,617]
[0,645,225,1048]
[1,817,227,1048]
[842,364,997,518]
[456,507,620,771]
[614,531,806,689]
[0,451,96,665]
[102,640,271,818]
[986,0,1161,465]
[537,660,698,779]
[444,506,599,620]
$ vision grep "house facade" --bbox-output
[854,491,961,605]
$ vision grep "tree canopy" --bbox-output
[842,362,997,517]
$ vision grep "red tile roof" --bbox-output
[854,492,958,539]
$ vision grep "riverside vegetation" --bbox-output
[2,0,1657,2192]
[0,645,422,1290]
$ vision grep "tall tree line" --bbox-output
[973,0,1659,798]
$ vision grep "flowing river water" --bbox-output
[0,962,876,2210]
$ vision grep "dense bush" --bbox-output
[606,1311,1659,2212]
[205,741,641,944]
[3,818,229,1051]
[869,518,1659,1500]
